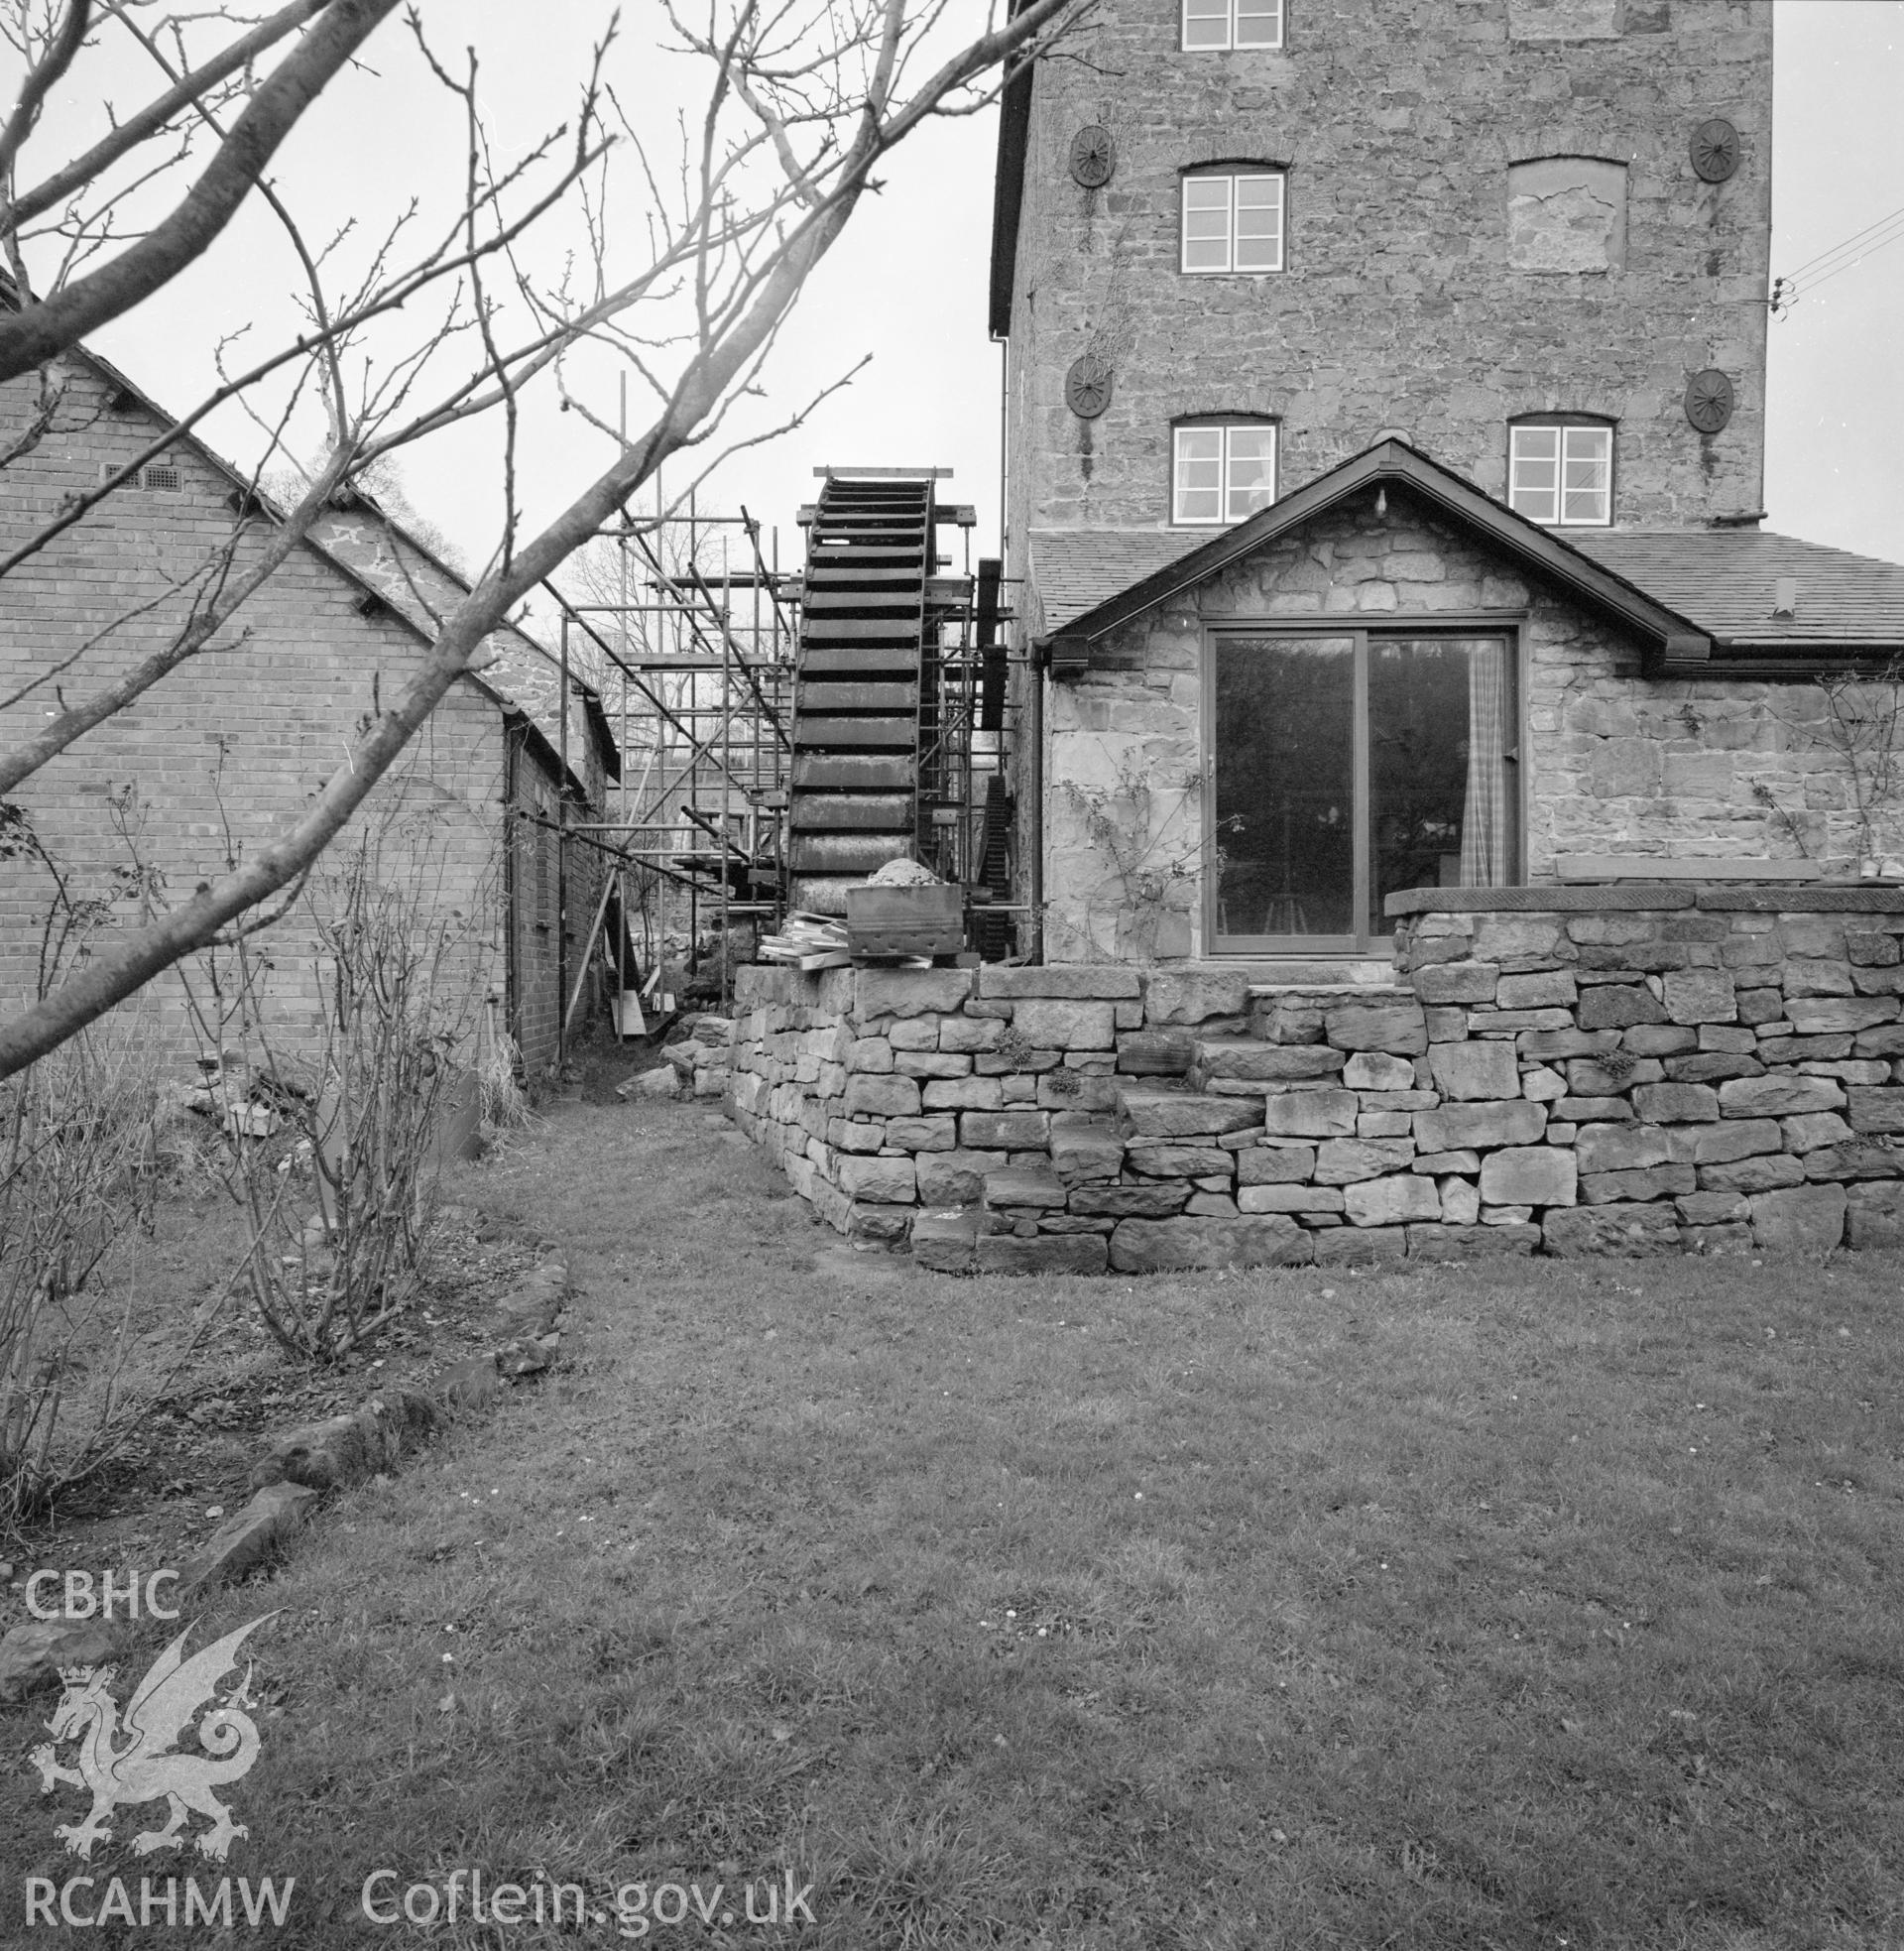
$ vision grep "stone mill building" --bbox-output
[729,0,1904,1270]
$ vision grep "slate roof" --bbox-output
[1569,529,1904,649]
[1031,530,1204,633]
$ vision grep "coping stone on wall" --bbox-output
[1388,884,1904,917]
[979,966,1142,999]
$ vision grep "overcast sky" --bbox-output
[43,0,1904,575]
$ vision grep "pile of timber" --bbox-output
[759,912,851,971]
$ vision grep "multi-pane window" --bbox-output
[1181,170,1284,273]
[1173,421,1277,525]
[1508,421,1612,526]
[1182,0,1282,50]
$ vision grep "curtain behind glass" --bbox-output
[1460,639,1507,887]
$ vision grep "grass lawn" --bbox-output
[5,1088,1902,1949]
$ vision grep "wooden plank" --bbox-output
[791,793,914,829]
[793,716,915,748]
[792,753,913,790]
[790,834,912,872]
[800,647,921,674]
[1554,855,1827,884]
[796,681,916,711]
[802,619,920,642]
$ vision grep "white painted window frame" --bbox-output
[1181,0,1283,52]
[1180,170,1284,275]
[1508,422,1612,527]
[1172,421,1279,527]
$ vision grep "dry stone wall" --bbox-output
[729,890,1904,1273]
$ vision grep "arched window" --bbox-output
[1507,415,1614,527]
[1181,166,1285,274]
[1172,417,1278,525]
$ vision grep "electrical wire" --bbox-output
[1771,199,1904,313]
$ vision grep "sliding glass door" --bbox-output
[1211,631,1516,953]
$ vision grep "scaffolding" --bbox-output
[540,468,1019,1056]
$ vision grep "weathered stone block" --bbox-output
[1854,1024,1904,1058]
[1326,1001,1429,1054]
[916,1151,1006,1205]
[1520,1064,1568,1102]
[1412,1148,1482,1174]
[1698,1154,1807,1194]
[1069,1181,1190,1218]
[1691,1118,1783,1163]
[1518,1028,1621,1059]
[1782,1112,1852,1152]
[1240,1183,1344,1214]
[1844,1086,1904,1134]
[855,968,972,1020]
[1260,1090,1360,1139]
[1313,1225,1408,1264]
[1359,1111,1413,1138]
[1342,1174,1441,1226]
[1108,1214,1314,1272]
[1414,1100,1546,1152]
[1735,987,1786,1026]
[1577,984,1667,1031]
[1479,1146,1577,1207]
[1803,1142,1903,1182]
[1343,1051,1416,1091]
[1196,1039,1345,1082]
[1663,1052,1763,1084]
[1541,1204,1681,1257]
[980,966,1140,999]
[1127,1143,1234,1178]
[1425,1006,1471,1042]
[1630,1082,1722,1124]
[983,1167,1067,1210]
[1439,1175,1482,1224]
[1497,970,1579,1010]
[1845,1180,1904,1248]
[1676,1189,1749,1226]
[1012,999,1117,1051]
[911,1209,981,1274]
[896,1051,972,1079]
[845,1037,895,1073]
[1846,930,1902,968]
[1143,970,1251,1026]
[889,1019,939,1051]
[885,1115,958,1153]
[920,1074,1005,1112]
[1621,1025,1700,1056]
[1581,1162,1696,1202]
[1783,958,1856,998]
[828,1119,889,1155]
[977,1233,1110,1276]
[838,1156,917,1203]
[1570,1055,1660,1093]
[1049,1123,1126,1184]
[1719,1075,1846,1119]
[1117,1030,1196,1073]
[962,1110,1050,1149]
[1315,1137,1417,1184]
[1750,1183,1846,1255]
[1785,997,1899,1036]
[1575,1122,1670,1174]
[1238,1143,1317,1183]
[1429,1039,1520,1101]
[844,1074,921,1119]
[1660,967,1737,1025]
[1121,1088,1263,1139]
[1415,962,1499,1006]
[1406,1221,1539,1259]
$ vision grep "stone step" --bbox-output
[1114,1082,1263,1140]
[1191,1035,1349,1091]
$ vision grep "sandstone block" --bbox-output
[1783,1111,1853,1152]
[1556,1096,1633,1123]
[1049,1123,1126,1184]
[846,1038,895,1074]
[1802,1142,1903,1182]
[838,1156,917,1203]
[980,966,1140,999]
[1692,1118,1783,1163]
[1412,1148,1482,1174]
[828,1119,889,1155]
[252,1393,437,1492]
[844,1074,922,1119]
[977,1233,1110,1276]
[896,1051,972,1079]
[183,1483,321,1593]
[0,1619,126,1704]
[1239,1143,1317,1183]
[1581,1162,1696,1203]
[1439,1176,1482,1224]
[855,968,972,1020]
[1344,1173,1441,1226]
[1853,1024,1904,1057]
[1429,1039,1520,1101]
[1314,1137,1417,1184]
[1143,970,1251,1026]
[1541,1204,1681,1258]
[1578,985,1667,1031]
[911,1209,981,1274]
[983,1167,1067,1210]
[1517,1028,1620,1059]
[850,1203,912,1243]
[917,1151,1007,1205]
[1414,1100,1546,1153]
[1496,971,1579,1010]
[1750,1183,1846,1255]
[1117,1030,1196,1073]
[1630,1082,1721,1124]
[1414,962,1500,1005]
[886,1115,958,1153]
[1845,929,1902,968]
[1260,1090,1360,1139]
[1785,997,1899,1036]
[1313,1225,1408,1264]
[1069,1181,1191,1218]
[1127,1143,1234,1178]
[1663,1052,1763,1083]
[1186,1192,1240,1216]
[1406,1221,1539,1260]
[1520,1064,1568,1102]
[1121,1088,1263,1139]
[1481,1205,1534,1224]
[1108,1214,1314,1272]
[1325,1002,1428,1055]
[1196,1039,1346,1082]
[1735,987,1785,1026]
[1343,1051,1416,1091]
[1240,1183,1344,1213]
[1359,1112,1413,1138]
[1480,1146,1577,1207]
[1844,1086,1904,1134]
[1845,1180,1904,1248]
[962,1109,1049,1149]
[1719,1075,1846,1119]
[1575,1122,1671,1174]
[1425,1007,1471,1042]
[1698,1154,1806,1194]
[1571,1055,1663,1094]
[889,1019,939,1050]
[1676,1190,1749,1226]
[1662,968,1737,1025]
[1012,999,1117,1051]
[1783,958,1855,998]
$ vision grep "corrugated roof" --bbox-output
[1569,529,1904,648]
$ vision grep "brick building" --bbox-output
[0,344,616,1076]
[990,0,1904,967]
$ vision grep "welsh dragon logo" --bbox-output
[29,1614,274,1862]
